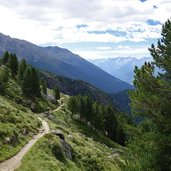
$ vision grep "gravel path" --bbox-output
[0,118,49,171]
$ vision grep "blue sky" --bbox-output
[0,0,170,59]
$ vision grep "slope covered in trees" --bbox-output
[67,95,132,146]
[40,70,113,104]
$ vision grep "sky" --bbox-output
[0,0,170,59]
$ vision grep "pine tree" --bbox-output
[83,96,93,122]
[21,66,32,97]
[18,59,27,82]
[8,53,18,76]
[53,86,60,100]
[127,19,171,171]
[79,96,85,120]
[21,66,41,97]
[67,96,77,116]
[40,78,47,95]
[92,101,104,132]
[31,67,41,97]
[104,105,117,140]
[0,68,9,94]
[2,51,10,65]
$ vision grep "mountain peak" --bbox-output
[0,32,133,93]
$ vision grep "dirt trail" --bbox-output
[53,104,64,112]
[0,118,49,171]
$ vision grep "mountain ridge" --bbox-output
[0,32,133,93]
[89,57,152,84]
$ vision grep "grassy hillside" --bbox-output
[0,55,125,170]
[0,96,41,162]
[0,65,55,161]
[16,95,124,171]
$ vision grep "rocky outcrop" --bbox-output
[60,139,72,160]
[53,130,72,160]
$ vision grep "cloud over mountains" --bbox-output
[0,0,170,59]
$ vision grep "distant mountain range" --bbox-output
[0,33,133,93]
[89,57,152,84]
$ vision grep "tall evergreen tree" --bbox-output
[21,66,32,97]
[127,19,171,171]
[31,67,41,97]
[83,96,93,122]
[2,51,10,65]
[18,59,27,82]
[67,96,77,116]
[0,68,9,94]
[21,66,41,97]
[8,53,18,76]
[104,105,117,140]
[40,78,47,95]
[53,86,60,100]
[92,101,104,132]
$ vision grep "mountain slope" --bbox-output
[89,57,152,84]
[0,33,133,93]
[110,90,131,114]
[16,95,123,171]
[40,71,112,104]
[0,62,124,171]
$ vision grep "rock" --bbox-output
[22,128,28,135]
[61,139,72,160]
[54,130,65,140]
[4,137,11,143]
[68,134,72,138]
[47,94,56,104]
[88,137,93,141]
[31,103,36,111]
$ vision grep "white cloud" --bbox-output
[97,46,111,50]
[73,46,150,60]
[0,0,170,59]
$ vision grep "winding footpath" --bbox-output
[0,118,50,171]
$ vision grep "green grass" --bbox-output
[0,66,124,170]
[0,96,41,161]
[16,134,80,171]
[0,66,57,161]
[17,95,123,171]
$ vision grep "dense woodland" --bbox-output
[67,95,131,145]
[0,52,60,100]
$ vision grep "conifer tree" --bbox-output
[40,78,47,95]
[67,96,77,116]
[0,68,9,94]
[2,51,10,65]
[8,53,18,76]
[104,105,117,140]
[21,66,41,97]
[92,101,104,132]
[31,67,41,97]
[79,96,85,120]
[21,66,32,96]
[18,59,27,81]
[53,86,60,100]
[128,19,171,171]
[83,96,93,122]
